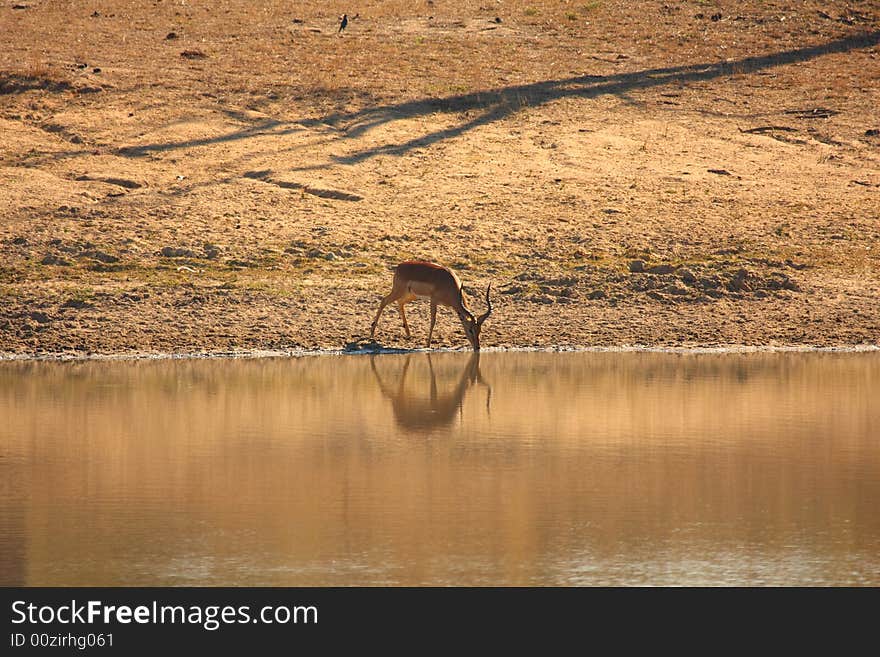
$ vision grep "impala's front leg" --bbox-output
[426,301,438,348]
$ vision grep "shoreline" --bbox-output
[2,343,878,363]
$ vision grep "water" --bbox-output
[1,351,878,586]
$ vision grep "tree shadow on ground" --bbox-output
[112,30,878,168]
[0,73,72,95]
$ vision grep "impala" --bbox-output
[370,261,492,351]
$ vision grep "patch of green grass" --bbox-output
[237,279,295,297]
[445,84,470,95]
[524,7,539,17]
[66,285,96,302]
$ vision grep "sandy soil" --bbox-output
[1,0,878,357]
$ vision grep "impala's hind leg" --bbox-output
[371,274,410,340]
[370,292,397,339]
[398,300,412,338]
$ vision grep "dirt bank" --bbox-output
[2,1,878,357]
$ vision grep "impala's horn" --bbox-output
[476,284,492,329]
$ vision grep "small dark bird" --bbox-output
[338,13,348,34]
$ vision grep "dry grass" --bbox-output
[0,1,878,354]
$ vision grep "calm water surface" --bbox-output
[1,351,878,586]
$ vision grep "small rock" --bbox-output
[544,276,579,287]
[646,264,676,275]
[306,248,330,259]
[203,243,220,259]
[41,254,71,266]
[676,267,697,284]
[225,259,258,268]
[28,311,51,324]
[727,268,752,292]
[165,32,178,40]
[284,240,307,255]
[587,289,607,300]
[160,246,195,258]
[83,250,119,263]
[61,298,93,309]
[629,260,645,273]
[767,272,800,292]
[12,236,28,245]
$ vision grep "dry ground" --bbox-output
[1,0,878,356]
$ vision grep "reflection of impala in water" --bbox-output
[370,354,491,432]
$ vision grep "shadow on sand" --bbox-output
[107,30,878,169]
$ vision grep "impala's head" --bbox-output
[458,285,493,351]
